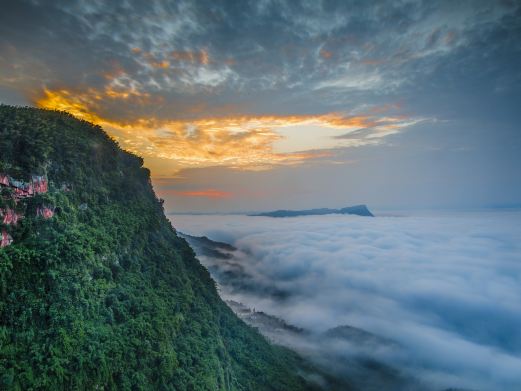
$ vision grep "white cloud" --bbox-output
[314,70,388,91]
[172,211,521,391]
[182,66,236,88]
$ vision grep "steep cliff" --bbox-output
[0,105,318,391]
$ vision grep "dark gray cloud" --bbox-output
[173,211,521,391]
[1,0,520,119]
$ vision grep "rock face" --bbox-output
[250,204,374,218]
[0,105,319,391]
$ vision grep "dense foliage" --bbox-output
[0,105,319,391]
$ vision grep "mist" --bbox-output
[172,210,521,391]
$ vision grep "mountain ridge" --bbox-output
[250,205,374,218]
[0,105,320,391]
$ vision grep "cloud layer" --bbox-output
[173,211,521,390]
[1,0,519,175]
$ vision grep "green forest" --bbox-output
[0,105,321,390]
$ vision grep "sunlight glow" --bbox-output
[35,87,418,175]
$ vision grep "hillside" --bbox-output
[0,105,320,391]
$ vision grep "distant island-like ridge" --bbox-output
[250,204,374,218]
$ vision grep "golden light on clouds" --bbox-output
[35,87,418,177]
[171,49,210,65]
[320,49,333,59]
[130,48,211,70]
[36,88,106,124]
[159,188,233,199]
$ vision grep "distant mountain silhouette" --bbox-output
[178,232,236,259]
[250,204,374,217]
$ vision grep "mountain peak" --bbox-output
[250,204,374,218]
[0,105,318,390]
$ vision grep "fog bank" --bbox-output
[172,211,521,390]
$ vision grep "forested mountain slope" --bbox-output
[0,105,319,391]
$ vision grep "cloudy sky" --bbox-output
[1,0,520,211]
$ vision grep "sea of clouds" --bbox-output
[172,210,521,390]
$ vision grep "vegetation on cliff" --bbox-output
[0,105,318,391]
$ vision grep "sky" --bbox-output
[174,211,521,390]
[1,0,520,212]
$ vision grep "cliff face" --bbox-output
[0,106,316,391]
